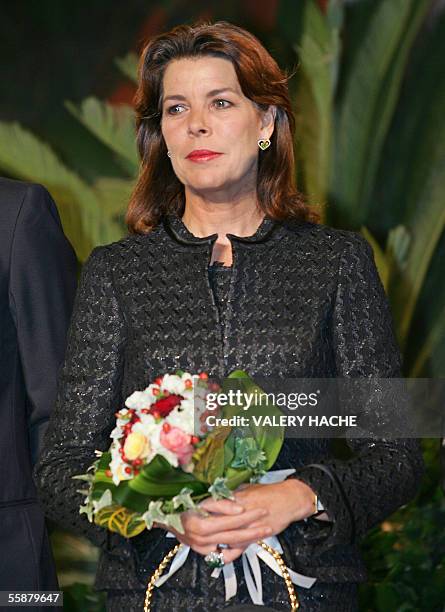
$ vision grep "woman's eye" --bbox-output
[166,99,232,115]
[167,104,185,115]
[213,99,231,109]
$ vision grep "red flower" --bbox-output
[150,394,183,418]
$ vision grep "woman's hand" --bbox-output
[160,498,273,563]
[231,479,318,538]
[160,479,320,564]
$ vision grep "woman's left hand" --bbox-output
[198,479,317,563]
[233,479,316,537]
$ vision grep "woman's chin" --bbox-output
[186,178,233,195]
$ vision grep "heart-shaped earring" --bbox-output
[258,139,271,151]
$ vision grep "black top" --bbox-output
[35,213,424,600]
[208,260,232,332]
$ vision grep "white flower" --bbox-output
[139,412,156,427]
[109,458,131,486]
[110,444,122,459]
[110,426,123,440]
[125,391,150,408]
[161,374,186,395]
[178,397,194,411]
[132,419,158,438]
[181,372,195,384]
[166,399,195,435]
[109,440,131,485]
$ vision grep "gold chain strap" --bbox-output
[144,543,181,612]
[144,540,299,611]
[257,540,299,611]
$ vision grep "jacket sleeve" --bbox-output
[291,233,424,553]
[34,246,133,560]
[9,183,77,466]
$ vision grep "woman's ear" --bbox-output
[260,105,277,140]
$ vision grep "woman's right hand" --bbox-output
[158,498,272,564]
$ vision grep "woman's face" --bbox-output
[160,56,275,200]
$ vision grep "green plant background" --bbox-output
[1,1,444,610]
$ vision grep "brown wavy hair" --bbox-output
[127,20,319,234]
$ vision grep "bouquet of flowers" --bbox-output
[75,370,284,538]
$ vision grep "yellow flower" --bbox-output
[124,431,150,461]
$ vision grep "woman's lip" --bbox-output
[186,152,223,161]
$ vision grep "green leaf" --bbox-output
[386,225,411,273]
[331,0,429,227]
[65,98,139,174]
[114,52,139,84]
[234,378,283,462]
[224,467,253,491]
[172,488,196,511]
[226,370,249,380]
[208,477,235,500]
[386,26,445,347]
[92,176,135,218]
[293,0,343,212]
[91,489,113,513]
[230,437,267,472]
[128,455,206,498]
[142,501,185,534]
[375,583,404,611]
[94,504,146,538]
[141,500,166,530]
[163,512,184,534]
[94,452,113,476]
[410,307,445,377]
[192,425,231,484]
[223,371,284,470]
[91,452,205,513]
[0,121,121,260]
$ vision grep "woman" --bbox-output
[35,21,424,611]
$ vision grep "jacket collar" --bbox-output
[162,213,284,247]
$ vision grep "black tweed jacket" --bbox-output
[35,214,424,592]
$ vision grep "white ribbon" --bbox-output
[155,469,317,605]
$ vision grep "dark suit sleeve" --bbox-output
[9,183,77,465]
[34,246,134,560]
[291,233,424,553]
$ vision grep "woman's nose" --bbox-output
[186,109,211,136]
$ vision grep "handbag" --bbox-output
[143,541,299,611]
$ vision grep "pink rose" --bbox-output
[160,426,194,466]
